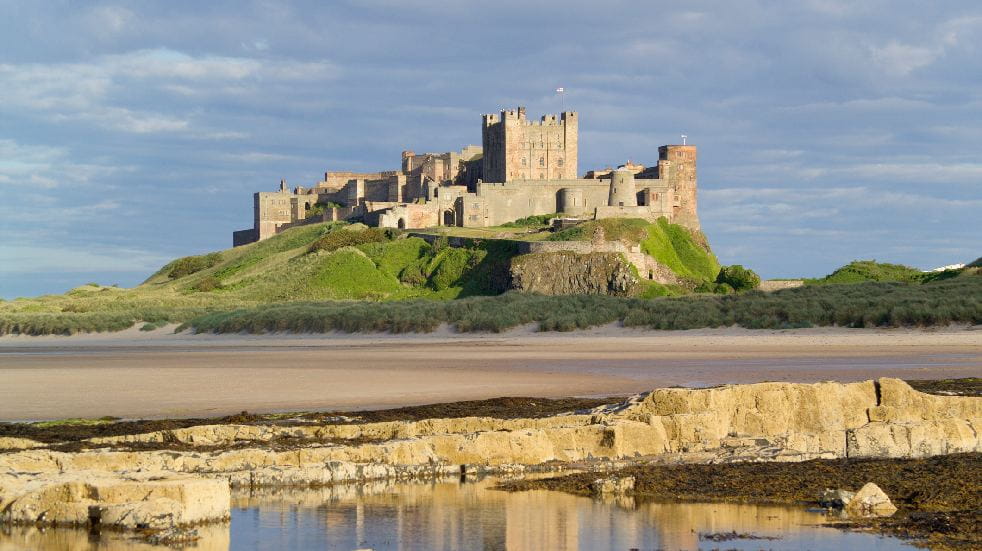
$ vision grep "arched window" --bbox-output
[521,157,526,166]
[539,157,544,167]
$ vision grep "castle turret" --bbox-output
[608,168,637,207]
[658,144,699,229]
[558,187,585,216]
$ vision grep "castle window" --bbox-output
[539,157,544,167]
[557,158,564,167]
[521,157,526,166]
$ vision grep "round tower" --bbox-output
[558,188,585,216]
[608,168,637,207]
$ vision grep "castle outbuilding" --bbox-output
[233,107,700,246]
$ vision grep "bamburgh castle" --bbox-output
[233,107,700,245]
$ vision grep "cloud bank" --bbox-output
[0,1,979,296]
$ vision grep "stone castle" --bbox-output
[233,107,700,245]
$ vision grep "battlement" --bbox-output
[483,108,576,128]
[659,144,696,161]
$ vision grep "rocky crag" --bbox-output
[510,251,639,296]
[1,378,978,533]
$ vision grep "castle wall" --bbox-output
[317,171,397,191]
[232,229,256,247]
[473,180,609,226]
[377,203,440,229]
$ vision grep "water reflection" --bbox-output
[0,476,916,550]
[228,477,913,551]
[0,524,230,550]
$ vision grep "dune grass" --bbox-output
[181,273,981,335]
[806,259,967,285]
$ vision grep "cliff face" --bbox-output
[509,252,638,296]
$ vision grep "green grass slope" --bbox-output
[807,260,972,285]
[0,222,517,334]
[549,217,721,284]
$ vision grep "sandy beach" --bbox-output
[1,325,979,421]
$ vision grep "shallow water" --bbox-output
[0,476,917,551]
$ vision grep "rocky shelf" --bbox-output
[1,378,978,536]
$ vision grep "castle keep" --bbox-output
[233,108,700,245]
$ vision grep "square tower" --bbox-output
[658,145,699,230]
[482,107,577,182]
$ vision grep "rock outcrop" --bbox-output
[0,378,977,532]
[0,437,42,451]
[0,473,229,529]
[591,475,635,495]
[845,482,897,517]
[509,251,638,296]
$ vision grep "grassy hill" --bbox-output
[3,219,976,336]
[806,260,967,285]
[145,222,521,302]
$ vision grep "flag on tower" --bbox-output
[556,87,564,93]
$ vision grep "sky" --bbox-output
[1,1,980,298]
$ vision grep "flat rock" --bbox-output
[0,473,230,529]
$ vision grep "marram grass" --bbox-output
[180,275,981,335]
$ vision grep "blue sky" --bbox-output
[1,1,979,298]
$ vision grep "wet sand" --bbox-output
[1,325,979,421]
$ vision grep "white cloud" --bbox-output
[782,96,935,113]
[0,48,339,135]
[703,186,982,211]
[220,152,299,163]
[870,41,941,76]
[85,5,136,34]
[0,244,170,274]
[0,139,132,197]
